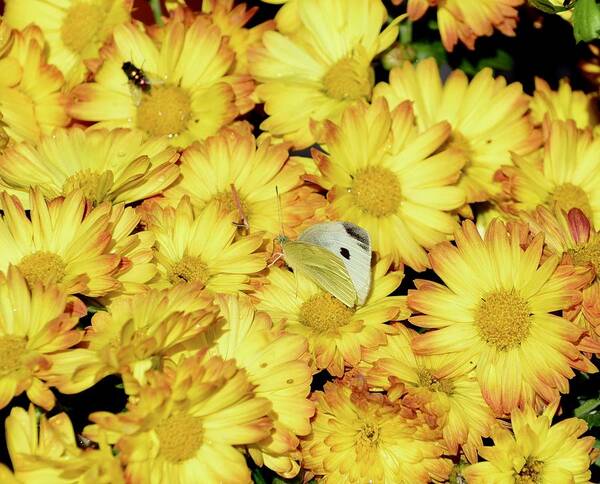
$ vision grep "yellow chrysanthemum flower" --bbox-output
[48,283,218,395]
[530,78,598,129]
[301,380,452,483]
[306,98,465,271]
[0,189,157,298]
[402,0,523,52]
[0,127,179,207]
[255,256,408,376]
[463,400,596,483]
[362,324,496,463]
[3,0,131,86]
[0,266,84,410]
[201,0,275,77]
[84,351,272,484]
[495,119,600,228]
[186,294,314,478]
[162,125,325,239]
[373,58,540,203]
[521,206,600,355]
[248,0,401,148]
[6,404,125,483]
[69,13,253,147]
[409,219,596,416]
[521,206,600,277]
[0,24,69,144]
[0,190,151,297]
[145,197,267,292]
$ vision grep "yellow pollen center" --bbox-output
[355,420,380,453]
[155,414,203,463]
[298,293,354,331]
[569,237,600,274]
[475,290,531,351]
[351,167,402,217]
[417,368,455,394]
[322,56,373,101]
[168,256,210,287]
[18,251,67,287]
[516,458,544,483]
[213,190,249,220]
[137,85,192,138]
[0,335,27,377]
[61,2,105,54]
[62,169,114,203]
[550,183,593,220]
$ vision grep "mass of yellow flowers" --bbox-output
[0,0,598,482]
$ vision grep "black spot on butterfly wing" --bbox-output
[341,222,370,250]
[340,247,351,260]
[122,61,151,93]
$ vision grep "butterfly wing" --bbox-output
[298,222,372,305]
[282,240,357,307]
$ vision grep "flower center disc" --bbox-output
[62,169,113,203]
[299,293,354,331]
[516,458,544,483]
[570,237,600,274]
[156,413,203,463]
[61,2,105,54]
[358,421,380,450]
[475,289,531,351]
[168,256,210,286]
[213,189,248,218]
[137,85,192,138]
[351,167,402,217]
[322,56,373,101]
[417,368,455,394]
[18,251,67,287]
[551,183,593,220]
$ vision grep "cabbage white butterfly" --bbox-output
[276,222,372,307]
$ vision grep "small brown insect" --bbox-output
[230,183,250,232]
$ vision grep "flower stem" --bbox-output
[148,0,164,26]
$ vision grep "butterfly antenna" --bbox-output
[275,185,285,238]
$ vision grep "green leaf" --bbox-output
[581,412,600,428]
[528,0,573,13]
[398,21,413,45]
[477,49,514,71]
[573,0,600,42]
[148,0,164,26]
[251,469,267,484]
[459,49,514,76]
[411,41,448,65]
[575,398,600,417]
[426,19,439,30]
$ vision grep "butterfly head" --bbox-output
[275,234,288,246]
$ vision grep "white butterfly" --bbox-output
[277,221,372,307]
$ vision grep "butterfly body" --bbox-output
[278,222,372,307]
